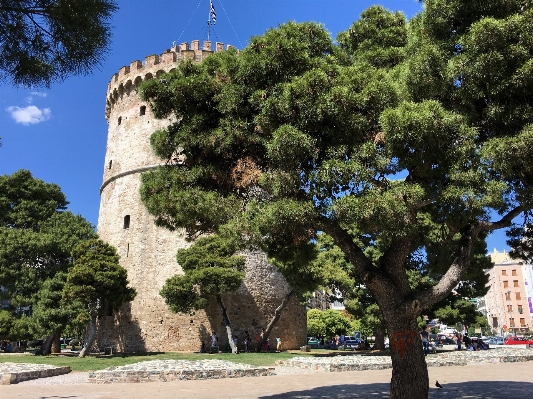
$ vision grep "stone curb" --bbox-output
[0,364,71,385]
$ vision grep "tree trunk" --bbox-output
[216,295,237,353]
[51,331,61,354]
[79,314,97,358]
[41,334,53,355]
[374,326,386,350]
[256,289,294,352]
[385,312,429,399]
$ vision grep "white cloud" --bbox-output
[26,92,47,104]
[6,105,51,125]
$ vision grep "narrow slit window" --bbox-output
[123,215,130,229]
[108,160,112,169]
[140,105,146,116]
[118,116,122,125]
[127,243,130,257]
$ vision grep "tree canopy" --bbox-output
[307,308,352,339]
[139,2,533,397]
[0,170,96,309]
[0,0,117,87]
[64,238,136,357]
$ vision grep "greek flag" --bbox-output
[210,1,216,24]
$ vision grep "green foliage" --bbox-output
[160,235,245,313]
[140,4,533,394]
[337,5,408,68]
[63,239,136,318]
[433,299,482,327]
[0,171,96,308]
[0,0,118,87]
[0,169,68,229]
[0,309,14,339]
[30,272,85,338]
[307,309,352,338]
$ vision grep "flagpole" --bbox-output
[207,0,211,42]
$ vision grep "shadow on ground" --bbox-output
[258,381,533,398]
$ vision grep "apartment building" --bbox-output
[484,250,533,335]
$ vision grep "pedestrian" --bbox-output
[420,325,430,356]
[455,331,462,351]
[276,337,281,352]
[211,331,218,351]
[244,331,251,352]
[260,328,267,352]
[233,335,239,353]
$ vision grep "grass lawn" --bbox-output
[0,348,391,372]
[0,351,312,372]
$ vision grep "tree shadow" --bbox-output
[95,302,146,353]
[257,381,533,398]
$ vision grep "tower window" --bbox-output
[108,160,112,169]
[123,215,130,229]
[118,116,122,125]
[140,106,146,116]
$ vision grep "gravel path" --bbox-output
[16,371,92,385]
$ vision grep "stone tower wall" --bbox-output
[97,41,306,352]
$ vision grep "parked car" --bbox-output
[342,336,365,350]
[307,337,320,348]
[504,336,533,346]
[468,336,489,350]
[429,334,455,346]
[487,337,504,345]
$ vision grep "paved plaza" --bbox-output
[1,360,533,399]
[0,351,533,399]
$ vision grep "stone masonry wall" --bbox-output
[97,41,306,352]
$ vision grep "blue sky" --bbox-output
[0,0,510,252]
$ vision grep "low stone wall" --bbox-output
[88,359,275,384]
[277,347,533,372]
[0,363,71,385]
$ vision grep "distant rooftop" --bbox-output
[490,249,521,265]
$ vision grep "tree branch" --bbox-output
[481,205,525,232]
[381,235,413,296]
[415,223,481,309]
[319,218,403,307]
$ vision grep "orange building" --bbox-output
[484,250,533,335]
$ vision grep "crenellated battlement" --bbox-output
[105,40,233,119]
